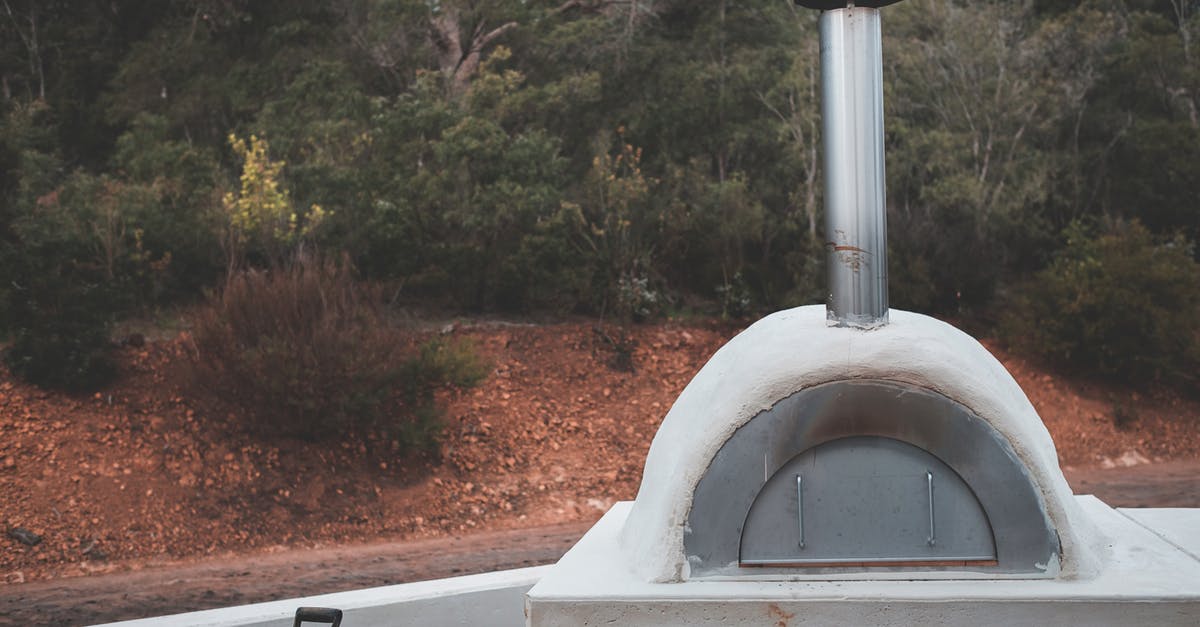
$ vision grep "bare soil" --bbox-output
[1,318,1198,625]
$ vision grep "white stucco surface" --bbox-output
[618,305,1103,582]
[97,565,549,627]
[1119,508,1200,562]
[528,499,1200,626]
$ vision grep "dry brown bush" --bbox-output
[190,256,483,443]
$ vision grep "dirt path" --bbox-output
[0,521,593,626]
[1063,460,1200,508]
[4,463,1198,627]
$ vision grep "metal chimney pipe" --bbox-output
[819,6,889,328]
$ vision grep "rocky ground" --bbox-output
[1,317,1198,625]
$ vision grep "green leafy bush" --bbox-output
[190,256,485,442]
[393,337,490,449]
[1,170,176,392]
[1000,222,1200,387]
[1,104,117,390]
[3,272,116,392]
[110,113,224,299]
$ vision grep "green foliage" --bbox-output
[3,260,116,391]
[1108,118,1200,243]
[1000,222,1200,386]
[0,102,222,391]
[0,102,115,390]
[2,0,1200,392]
[401,338,489,399]
[883,0,1089,311]
[358,58,585,312]
[563,135,663,320]
[381,335,489,451]
[222,133,328,271]
[190,256,485,443]
[110,113,224,298]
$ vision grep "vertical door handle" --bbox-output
[796,474,805,549]
[926,470,936,546]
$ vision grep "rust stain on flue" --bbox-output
[827,243,870,254]
[827,242,870,273]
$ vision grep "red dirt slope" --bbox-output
[2,319,1198,586]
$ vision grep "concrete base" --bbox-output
[527,498,1200,626]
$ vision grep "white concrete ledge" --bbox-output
[93,502,1200,627]
[98,565,550,627]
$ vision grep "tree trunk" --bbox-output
[31,8,43,100]
[2,0,45,101]
[429,5,517,98]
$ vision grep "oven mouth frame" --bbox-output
[684,379,1060,579]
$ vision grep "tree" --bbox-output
[428,0,521,97]
[1166,0,1199,127]
[880,0,1119,311]
[1083,2,1200,245]
[563,133,662,319]
[0,102,115,390]
[221,134,326,273]
[0,0,46,100]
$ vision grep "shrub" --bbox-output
[1,150,118,392]
[190,256,484,442]
[394,337,490,449]
[1000,222,1200,387]
[3,272,115,392]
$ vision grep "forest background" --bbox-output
[1,0,1199,402]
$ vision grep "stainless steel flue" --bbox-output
[819,5,889,328]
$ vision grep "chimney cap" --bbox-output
[795,1,905,9]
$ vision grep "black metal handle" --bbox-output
[294,607,343,627]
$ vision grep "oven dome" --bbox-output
[617,305,1104,583]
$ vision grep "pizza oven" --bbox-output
[613,0,1100,584]
[525,5,1200,624]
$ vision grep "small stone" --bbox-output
[3,456,14,469]
[8,527,41,546]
